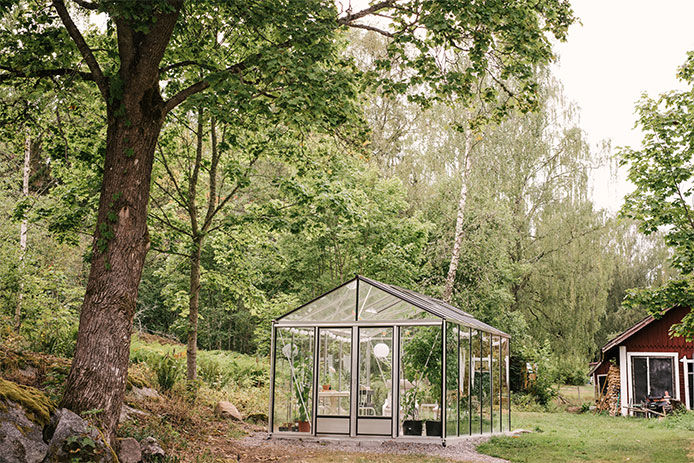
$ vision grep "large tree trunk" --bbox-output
[442,131,473,304]
[52,0,184,442]
[60,95,164,439]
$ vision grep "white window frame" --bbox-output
[682,356,693,410]
[626,352,680,409]
[595,374,607,398]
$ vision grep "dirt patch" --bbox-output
[185,430,512,462]
[135,331,183,346]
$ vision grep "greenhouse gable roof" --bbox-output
[276,275,509,338]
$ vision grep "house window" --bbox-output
[596,374,607,398]
[630,356,675,403]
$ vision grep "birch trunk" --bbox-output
[15,129,31,332]
[442,131,473,304]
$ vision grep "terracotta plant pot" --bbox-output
[297,420,311,433]
[322,384,331,391]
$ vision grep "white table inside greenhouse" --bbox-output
[317,390,350,415]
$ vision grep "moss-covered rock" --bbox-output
[126,364,153,390]
[0,377,55,426]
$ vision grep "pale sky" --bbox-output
[552,0,694,212]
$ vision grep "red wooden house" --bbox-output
[590,306,694,414]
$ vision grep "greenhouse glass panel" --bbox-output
[273,327,314,433]
[317,328,351,417]
[492,335,501,432]
[481,332,491,433]
[283,280,356,322]
[501,337,510,431]
[358,328,393,418]
[470,330,481,434]
[357,281,436,321]
[459,327,471,435]
[445,322,459,437]
[399,325,442,436]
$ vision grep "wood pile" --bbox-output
[596,363,621,416]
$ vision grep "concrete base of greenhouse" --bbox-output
[268,429,520,447]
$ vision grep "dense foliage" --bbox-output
[0,1,678,409]
[620,52,694,340]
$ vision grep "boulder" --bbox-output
[0,399,48,463]
[117,437,142,463]
[43,408,115,462]
[130,387,160,401]
[214,401,242,421]
[120,404,149,423]
[140,436,165,460]
[245,412,268,424]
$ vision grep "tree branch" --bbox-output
[162,44,289,114]
[72,0,98,10]
[52,0,108,99]
[338,1,397,24]
[344,23,394,37]
[155,143,189,208]
[160,60,216,74]
[163,80,210,115]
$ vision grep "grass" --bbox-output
[557,384,595,404]
[478,410,694,463]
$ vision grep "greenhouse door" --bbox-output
[315,328,352,434]
[356,327,394,436]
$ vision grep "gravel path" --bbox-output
[240,431,519,462]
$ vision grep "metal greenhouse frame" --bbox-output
[268,275,511,445]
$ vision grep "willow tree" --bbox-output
[0,0,574,438]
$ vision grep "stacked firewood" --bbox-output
[596,363,621,416]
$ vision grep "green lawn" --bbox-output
[478,411,694,463]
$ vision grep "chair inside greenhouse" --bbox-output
[269,275,511,443]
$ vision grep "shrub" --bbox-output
[155,353,183,392]
[23,308,78,358]
[197,357,229,389]
[552,357,587,386]
[519,340,557,405]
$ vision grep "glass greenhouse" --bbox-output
[269,275,510,444]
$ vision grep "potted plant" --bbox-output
[296,379,311,432]
[401,388,422,436]
[283,338,313,433]
[416,384,440,436]
[292,347,313,433]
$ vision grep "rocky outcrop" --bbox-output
[130,386,160,401]
[140,436,165,460]
[117,437,142,463]
[0,400,48,463]
[43,408,116,462]
[120,404,150,422]
[0,377,164,463]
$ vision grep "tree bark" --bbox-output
[59,2,182,441]
[185,109,204,382]
[187,238,202,381]
[442,130,473,304]
[15,128,31,332]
